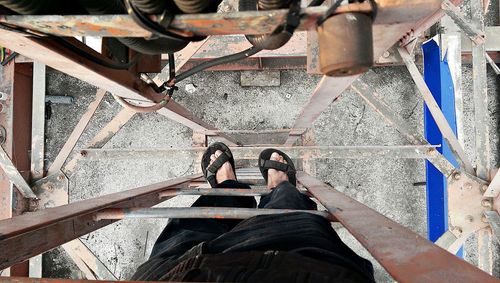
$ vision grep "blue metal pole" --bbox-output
[422,39,462,256]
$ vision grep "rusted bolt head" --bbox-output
[80,150,87,157]
[382,51,391,58]
[481,199,492,208]
[57,174,65,181]
[463,183,472,190]
[453,172,461,180]
[466,215,474,223]
[46,184,54,191]
[453,226,463,234]
[481,184,488,192]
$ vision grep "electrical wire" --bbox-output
[169,46,262,84]
[111,53,176,113]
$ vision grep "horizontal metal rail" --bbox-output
[159,188,273,198]
[94,207,332,221]
[79,145,440,161]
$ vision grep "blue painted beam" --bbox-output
[422,39,462,256]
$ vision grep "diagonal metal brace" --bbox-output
[0,145,37,199]
[441,0,486,45]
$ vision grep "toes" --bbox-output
[214,150,223,157]
[271,152,281,161]
[210,154,216,162]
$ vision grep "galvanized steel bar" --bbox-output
[441,0,485,45]
[484,211,500,243]
[94,207,332,221]
[296,172,496,283]
[0,145,36,199]
[79,145,440,161]
[30,62,46,180]
[159,188,273,198]
[484,170,500,198]
[398,47,474,175]
[471,0,490,181]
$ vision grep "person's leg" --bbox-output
[258,152,316,210]
[150,150,256,258]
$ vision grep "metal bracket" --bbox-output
[30,171,69,210]
[447,170,491,237]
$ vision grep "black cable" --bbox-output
[1,52,18,66]
[308,0,325,7]
[317,0,343,25]
[168,53,175,80]
[124,0,191,42]
[171,46,262,84]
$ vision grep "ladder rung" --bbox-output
[159,187,310,198]
[94,207,334,221]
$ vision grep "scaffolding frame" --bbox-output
[0,0,498,282]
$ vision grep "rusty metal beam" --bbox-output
[0,31,235,144]
[296,172,496,283]
[0,173,202,270]
[0,1,422,38]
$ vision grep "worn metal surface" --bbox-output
[47,89,106,176]
[160,188,273,198]
[441,0,485,45]
[0,145,36,199]
[0,173,201,270]
[79,145,440,161]
[484,211,500,243]
[485,52,500,75]
[296,172,496,283]
[240,70,281,87]
[462,26,500,52]
[30,62,46,180]
[318,13,373,76]
[31,171,69,210]
[350,78,456,177]
[0,1,433,37]
[398,47,474,175]
[447,170,490,237]
[471,0,490,181]
[484,170,500,198]
[31,171,116,280]
[94,207,332,221]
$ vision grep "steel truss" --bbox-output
[0,0,499,282]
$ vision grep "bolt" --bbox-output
[453,172,461,180]
[80,150,87,157]
[46,184,54,191]
[481,215,488,223]
[481,199,492,208]
[463,183,472,190]
[453,226,463,234]
[466,215,474,223]
[382,51,391,58]
[57,174,65,181]
[481,184,488,192]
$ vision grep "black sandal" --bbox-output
[202,142,236,188]
[258,148,296,186]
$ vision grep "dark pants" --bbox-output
[139,180,374,282]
